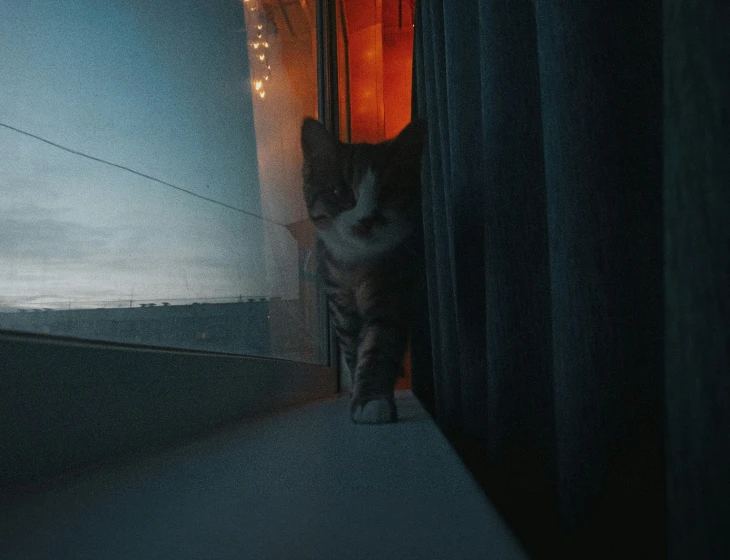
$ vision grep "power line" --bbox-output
[0,121,288,227]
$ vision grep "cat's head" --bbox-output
[300,118,426,234]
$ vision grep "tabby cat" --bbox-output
[301,118,426,424]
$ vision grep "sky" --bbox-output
[0,0,300,310]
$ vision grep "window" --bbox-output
[336,0,415,143]
[0,0,327,363]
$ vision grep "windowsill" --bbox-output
[1,391,527,559]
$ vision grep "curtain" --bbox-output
[411,1,729,558]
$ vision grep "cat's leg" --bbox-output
[327,289,360,391]
[350,282,409,424]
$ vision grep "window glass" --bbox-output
[336,0,415,143]
[0,0,326,363]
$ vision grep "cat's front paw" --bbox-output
[350,397,397,424]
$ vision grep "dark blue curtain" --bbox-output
[411,1,729,558]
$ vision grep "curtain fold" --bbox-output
[664,1,730,558]
[534,1,665,552]
[411,0,728,558]
[478,0,558,549]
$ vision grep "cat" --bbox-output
[301,117,426,424]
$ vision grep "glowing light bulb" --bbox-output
[253,42,260,49]
[259,91,266,99]
[263,42,269,48]
[254,80,263,91]
[264,75,269,81]
[258,54,265,61]
[257,24,263,30]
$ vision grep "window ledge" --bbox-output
[0,391,527,560]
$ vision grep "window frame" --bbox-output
[0,0,342,493]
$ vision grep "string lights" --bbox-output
[243,0,273,99]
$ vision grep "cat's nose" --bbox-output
[351,219,373,238]
[352,212,387,238]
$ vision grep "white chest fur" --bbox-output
[318,169,413,265]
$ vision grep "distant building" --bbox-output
[0,301,272,357]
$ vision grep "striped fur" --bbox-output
[301,118,426,423]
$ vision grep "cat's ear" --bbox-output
[388,118,427,163]
[301,118,338,164]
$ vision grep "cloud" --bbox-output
[0,202,279,308]
[0,207,113,262]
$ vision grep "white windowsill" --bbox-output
[0,391,527,560]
